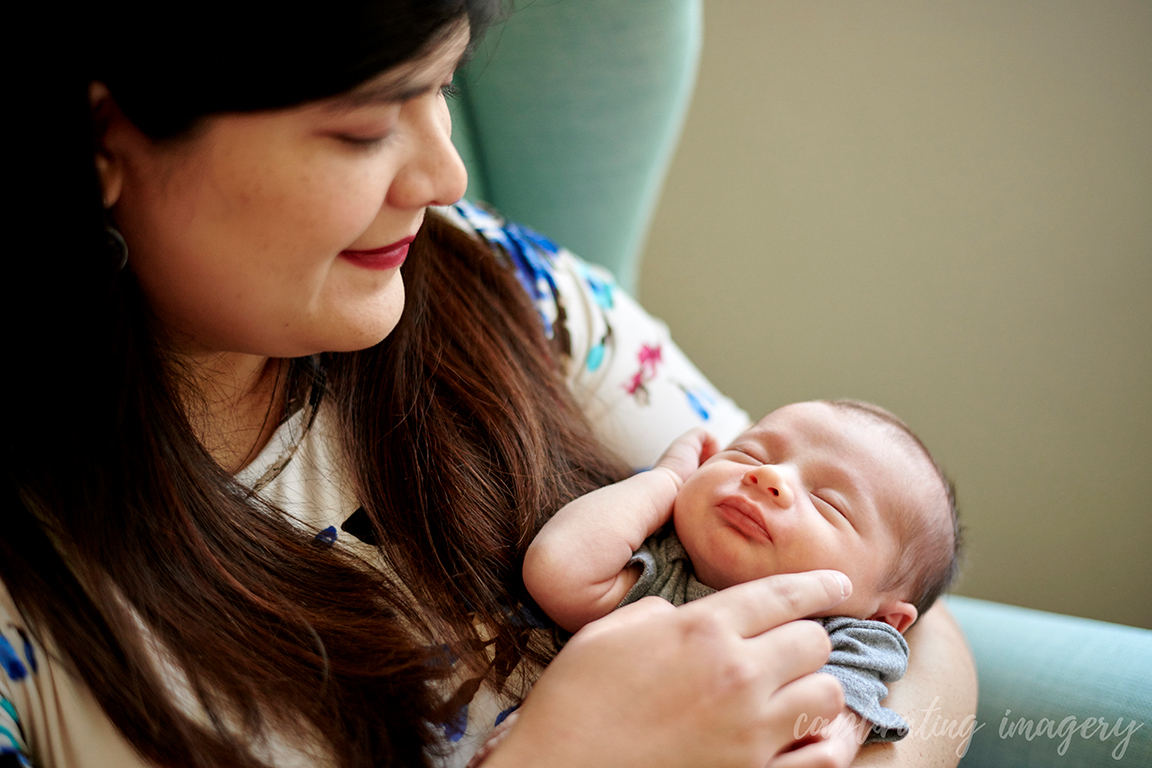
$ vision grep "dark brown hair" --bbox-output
[822,400,962,620]
[5,216,628,768]
[5,2,632,766]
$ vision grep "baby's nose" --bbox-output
[743,465,795,508]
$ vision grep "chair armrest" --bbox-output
[946,596,1151,767]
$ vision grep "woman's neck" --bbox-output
[176,351,288,473]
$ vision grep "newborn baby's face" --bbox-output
[673,401,926,621]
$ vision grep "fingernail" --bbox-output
[834,572,851,599]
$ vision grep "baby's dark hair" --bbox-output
[822,400,962,622]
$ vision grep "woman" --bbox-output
[3,2,974,767]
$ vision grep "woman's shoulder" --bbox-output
[1,580,34,762]
[436,201,573,344]
[439,201,751,469]
[1,580,149,767]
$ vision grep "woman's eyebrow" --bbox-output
[328,79,436,109]
[327,44,473,110]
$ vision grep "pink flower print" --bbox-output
[623,344,663,404]
[624,370,645,397]
[637,343,662,372]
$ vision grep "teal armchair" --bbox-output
[451,0,699,293]
[452,2,1152,765]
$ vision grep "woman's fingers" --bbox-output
[680,569,851,638]
[769,707,861,768]
[769,733,859,768]
[570,592,677,640]
[766,673,848,746]
[487,572,852,768]
[744,618,837,690]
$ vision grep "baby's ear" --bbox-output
[870,600,918,634]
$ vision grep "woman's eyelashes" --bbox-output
[336,132,393,150]
[329,113,398,149]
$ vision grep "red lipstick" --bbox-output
[340,235,416,270]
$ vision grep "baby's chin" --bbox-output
[687,557,753,593]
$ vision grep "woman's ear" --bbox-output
[89,82,125,209]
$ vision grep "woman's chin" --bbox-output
[318,284,407,354]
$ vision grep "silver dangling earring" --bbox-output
[105,224,129,272]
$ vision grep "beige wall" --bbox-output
[639,0,1151,628]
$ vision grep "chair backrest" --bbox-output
[451,0,702,292]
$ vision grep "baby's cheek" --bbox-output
[672,498,717,567]
[780,536,840,576]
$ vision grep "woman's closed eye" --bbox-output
[328,114,398,149]
[333,82,455,149]
[336,132,393,150]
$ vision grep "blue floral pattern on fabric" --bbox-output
[677,383,716,421]
[494,705,519,727]
[443,704,469,742]
[572,259,615,311]
[0,639,25,683]
[16,633,34,677]
[449,199,750,479]
[311,526,338,548]
[453,201,563,339]
[2,696,25,757]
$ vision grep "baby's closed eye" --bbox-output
[811,491,854,527]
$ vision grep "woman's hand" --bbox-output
[486,570,855,768]
[769,707,864,768]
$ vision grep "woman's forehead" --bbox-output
[325,20,471,111]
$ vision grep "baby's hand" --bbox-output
[653,428,719,485]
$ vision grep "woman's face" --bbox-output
[99,25,471,360]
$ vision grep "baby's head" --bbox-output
[673,400,959,633]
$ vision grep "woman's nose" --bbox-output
[743,464,795,508]
[387,99,469,210]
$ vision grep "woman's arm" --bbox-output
[852,603,978,767]
[525,429,717,631]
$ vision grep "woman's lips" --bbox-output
[716,495,772,542]
[339,235,416,270]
